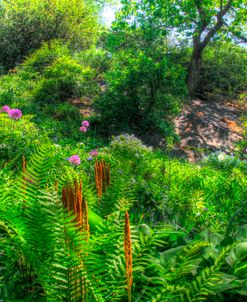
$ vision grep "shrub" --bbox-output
[95,50,187,135]
[0,112,40,165]
[110,134,152,159]
[0,73,37,116]
[38,103,83,141]
[200,43,247,99]
[75,47,111,74]
[0,45,100,141]
[43,103,81,122]
[21,41,71,76]
[0,0,98,69]
[32,56,97,103]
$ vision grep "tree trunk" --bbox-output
[188,46,203,98]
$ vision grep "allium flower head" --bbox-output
[80,126,87,132]
[82,120,90,127]
[89,150,98,157]
[218,153,226,161]
[67,155,81,165]
[1,105,10,113]
[8,108,22,120]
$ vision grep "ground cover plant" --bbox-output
[0,0,246,301]
[0,108,246,301]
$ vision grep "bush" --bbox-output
[0,0,98,69]
[0,74,33,106]
[95,50,187,135]
[0,112,40,165]
[21,41,71,76]
[200,43,247,99]
[0,44,101,142]
[75,47,111,75]
[110,134,153,159]
[43,103,81,122]
[33,56,97,103]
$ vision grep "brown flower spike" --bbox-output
[62,180,89,299]
[62,180,89,235]
[95,160,110,198]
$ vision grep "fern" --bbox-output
[1,143,246,301]
[0,144,94,301]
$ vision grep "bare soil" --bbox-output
[70,93,246,162]
[173,99,246,162]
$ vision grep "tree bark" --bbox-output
[188,0,233,98]
[188,48,202,97]
[188,38,203,97]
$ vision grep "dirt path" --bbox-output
[70,97,94,117]
[173,99,246,161]
[69,81,106,117]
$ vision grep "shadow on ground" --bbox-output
[173,99,246,161]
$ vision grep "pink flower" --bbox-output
[67,155,81,165]
[80,126,87,132]
[8,108,22,120]
[82,120,90,127]
[89,150,98,157]
[1,105,10,113]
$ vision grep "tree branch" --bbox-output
[220,0,223,12]
[223,21,247,44]
[233,34,247,43]
[200,0,233,50]
[194,0,211,39]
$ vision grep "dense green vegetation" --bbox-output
[0,0,99,70]
[0,0,246,301]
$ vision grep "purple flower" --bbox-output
[67,155,81,165]
[79,126,87,132]
[82,120,90,127]
[89,150,98,157]
[245,148,247,154]
[8,108,22,120]
[1,105,10,113]
[87,156,93,161]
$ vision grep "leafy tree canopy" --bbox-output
[112,0,247,96]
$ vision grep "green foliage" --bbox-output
[102,139,247,233]
[0,0,99,69]
[113,0,247,95]
[0,113,40,165]
[200,43,247,99]
[21,41,71,76]
[203,151,247,171]
[0,131,246,301]
[0,2,246,299]
[0,73,33,107]
[95,51,187,135]
[75,47,111,74]
[33,55,96,103]
[115,0,246,39]
[110,133,153,159]
[0,42,104,142]
[42,102,81,123]
[0,144,90,301]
